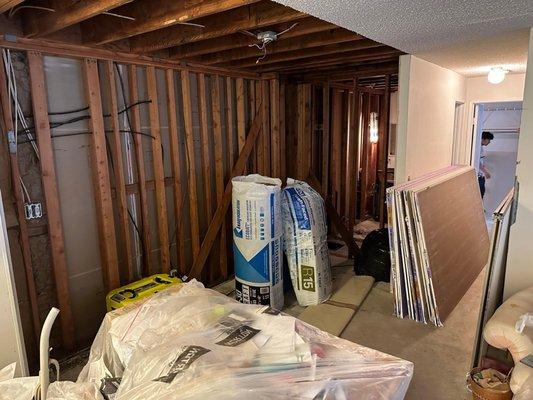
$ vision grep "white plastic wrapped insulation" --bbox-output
[282,178,332,306]
[232,174,284,309]
[76,281,413,400]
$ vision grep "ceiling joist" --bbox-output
[129,0,305,53]
[23,0,132,38]
[191,28,361,65]
[82,0,259,45]
[169,17,335,59]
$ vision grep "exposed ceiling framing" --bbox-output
[2,0,401,82]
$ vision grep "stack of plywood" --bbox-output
[387,166,489,326]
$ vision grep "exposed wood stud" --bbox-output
[226,77,235,168]
[197,73,213,220]
[378,75,391,228]
[103,60,134,284]
[321,83,330,195]
[254,80,263,174]
[331,89,343,210]
[0,0,24,14]
[27,51,75,350]
[0,53,41,344]
[127,64,152,275]
[189,110,262,279]
[211,75,228,279]
[358,91,371,222]
[146,66,170,272]
[180,69,201,259]
[296,84,312,180]
[236,78,246,155]
[164,69,187,271]
[261,79,270,175]
[348,78,360,228]
[279,82,287,182]
[270,79,281,177]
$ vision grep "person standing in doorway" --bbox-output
[478,131,494,198]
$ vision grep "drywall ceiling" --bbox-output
[274,0,533,76]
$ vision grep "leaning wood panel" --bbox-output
[211,75,228,279]
[270,79,281,178]
[146,66,170,272]
[104,61,134,283]
[197,73,213,220]
[165,69,187,270]
[0,54,41,343]
[189,111,262,279]
[321,83,330,195]
[27,51,75,350]
[82,58,120,290]
[180,69,201,259]
[128,65,152,275]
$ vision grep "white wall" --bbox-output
[0,189,28,376]
[454,74,526,165]
[505,28,533,299]
[396,55,466,183]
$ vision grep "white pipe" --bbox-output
[39,307,59,400]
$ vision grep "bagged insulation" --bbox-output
[74,281,413,400]
[232,174,283,310]
[282,178,332,306]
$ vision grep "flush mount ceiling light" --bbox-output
[488,67,508,84]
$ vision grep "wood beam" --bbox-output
[189,110,262,279]
[296,84,312,179]
[82,0,258,45]
[347,79,360,228]
[305,61,400,81]
[321,83,330,195]
[165,69,187,272]
[103,61,134,284]
[0,36,259,79]
[23,0,131,38]
[378,75,391,228]
[180,70,201,260]
[127,65,152,275]
[211,76,228,279]
[146,66,170,272]
[168,17,335,59]
[250,46,397,72]
[199,29,361,65]
[270,79,281,177]
[83,58,120,290]
[0,0,23,14]
[27,51,75,350]
[130,1,305,53]
[197,74,213,222]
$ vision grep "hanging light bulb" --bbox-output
[488,67,508,84]
[369,112,379,143]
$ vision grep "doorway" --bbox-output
[470,101,522,215]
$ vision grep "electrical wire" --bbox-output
[17,129,155,144]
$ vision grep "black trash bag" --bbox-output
[355,228,391,282]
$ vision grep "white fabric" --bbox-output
[483,285,533,393]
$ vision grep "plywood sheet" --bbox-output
[415,168,489,321]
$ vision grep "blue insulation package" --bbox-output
[282,178,332,306]
[232,174,284,310]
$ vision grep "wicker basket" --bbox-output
[467,367,513,400]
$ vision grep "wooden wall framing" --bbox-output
[0,41,278,352]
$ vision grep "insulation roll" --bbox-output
[232,174,284,310]
[281,178,332,306]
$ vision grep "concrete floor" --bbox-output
[341,270,485,400]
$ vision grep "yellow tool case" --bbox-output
[106,274,182,311]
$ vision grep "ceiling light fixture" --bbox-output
[488,67,508,84]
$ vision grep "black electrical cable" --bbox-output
[16,129,155,145]
[47,99,151,117]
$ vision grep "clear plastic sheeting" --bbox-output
[76,280,412,399]
[47,382,104,400]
